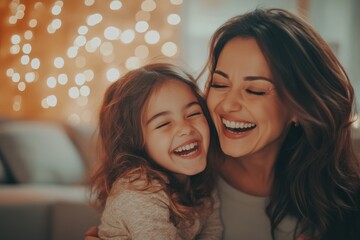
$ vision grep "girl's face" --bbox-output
[142,79,210,178]
[207,37,294,160]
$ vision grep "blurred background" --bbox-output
[0,1,359,239]
[0,0,359,126]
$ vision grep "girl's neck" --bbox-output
[218,153,276,197]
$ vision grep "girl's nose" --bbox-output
[176,121,194,137]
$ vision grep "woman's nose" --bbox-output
[221,90,243,113]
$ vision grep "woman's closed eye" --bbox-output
[246,89,266,95]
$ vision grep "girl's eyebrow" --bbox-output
[146,101,200,125]
[213,70,273,82]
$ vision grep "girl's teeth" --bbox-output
[174,142,198,153]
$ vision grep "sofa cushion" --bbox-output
[0,121,86,184]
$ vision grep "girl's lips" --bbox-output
[172,140,202,159]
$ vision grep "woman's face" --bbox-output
[207,37,293,159]
[142,79,210,177]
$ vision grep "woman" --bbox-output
[204,8,360,239]
[86,8,360,240]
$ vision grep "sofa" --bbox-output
[0,119,101,240]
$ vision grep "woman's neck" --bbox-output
[218,153,276,197]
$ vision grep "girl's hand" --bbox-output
[84,226,100,240]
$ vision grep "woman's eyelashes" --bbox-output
[245,89,266,95]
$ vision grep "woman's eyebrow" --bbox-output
[214,70,272,82]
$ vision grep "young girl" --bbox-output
[89,63,223,239]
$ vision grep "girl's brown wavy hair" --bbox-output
[201,8,360,240]
[89,63,217,225]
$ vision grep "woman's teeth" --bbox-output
[222,118,256,132]
[174,142,198,156]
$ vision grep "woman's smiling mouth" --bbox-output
[222,118,256,134]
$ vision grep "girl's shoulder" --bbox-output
[110,177,165,197]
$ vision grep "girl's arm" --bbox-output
[99,188,180,240]
[196,188,223,240]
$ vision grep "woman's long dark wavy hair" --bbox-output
[89,63,217,226]
[201,8,360,239]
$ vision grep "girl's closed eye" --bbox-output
[155,121,171,129]
[210,83,228,89]
[187,111,202,118]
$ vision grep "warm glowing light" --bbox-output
[54,57,65,68]
[68,113,81,126]
[352,114,360,128]
[74,35,87,47]
[51,19,62,30]
[47,76,57,88]
[47,25,56,34]
[85,37,101,52]
[170,0,183,5]
[135,45,149,59]
[135,21,149,33]
[144,30,160,44]
[24,30,33,40]
[21,55,30,65]
[51,5,62,15]
[84,0,95,7]
[16,11,25,20]
[25,72,36,83]
[29,19,37,28]
[141,0,156,12]
[12,95,22,112]
[106,68,120,82]
[125,57,141,70]
[75,73,86,85]
[120,29,135,44]
[104,26,121,40]
[58,73,68,85]
[31,58,41,69]
[11,34,21,44]
[9,16,17,24]
[12,73,21,83]
[67,46,79,58]
[10,45,20,54]
[18,82,26,91]
[80,85,91,96]
[69,87,80,99]
[161,42,178,57]
[135,11,151,21]
[167,14,181,25]
[78,25,89,35]
[86,13,103,26]
[75,56,86,68]
[102,54,115,63]
[46,95,58,107]
[84,69,94,81]
[34,2,44,10]
[6,68,14,77]
[110,0,122,10]
[22,43,32,54]
[100,42,114,56]
[41,98,49,108]
[77,96,88,106]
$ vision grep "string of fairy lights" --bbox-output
[2,0,183,125]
